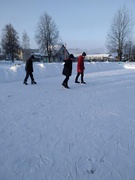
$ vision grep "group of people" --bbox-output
[62,52,86,89]
[23,52,87,89]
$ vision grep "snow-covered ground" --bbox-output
[0,60,135,180]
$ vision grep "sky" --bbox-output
[1,60,135,179]
[0,0,135,53]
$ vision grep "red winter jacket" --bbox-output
[77,55,85,73]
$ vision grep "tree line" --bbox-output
[0,6,135,62]
[0,12,61,62]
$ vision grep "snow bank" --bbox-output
[0,60,135,83]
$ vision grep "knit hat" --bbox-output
[82,52,86,56]
[31,55,34,59]
[69,54,74,59]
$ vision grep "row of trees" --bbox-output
[0,6,135,62]
[0,12,61,62]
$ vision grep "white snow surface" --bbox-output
[0,60,135,180]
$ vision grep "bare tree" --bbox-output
[35,12,60,62]
[1,23,20,62]
[106,5,134,61]
[22,31,31,60]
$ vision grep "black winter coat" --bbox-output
[25,58,33,73]
[62,59,72,76]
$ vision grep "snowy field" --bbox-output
[0,60,135,180]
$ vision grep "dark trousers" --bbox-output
[24,72,34,82]
[63,76,69,86]
[75,72,84,82]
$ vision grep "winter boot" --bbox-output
[62,82,70,89]
[75,81,80,83]
[65,82,70,89]
[31,81,37,84]
[62,82,66,87]
[23,81,28,85]
[81,81,86,84]
[65,85,70,89]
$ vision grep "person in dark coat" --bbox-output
[23,55,37,85]
[62,54,74,89]
[75,52,86,84]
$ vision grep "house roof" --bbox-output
[32,45,69,57]
[55,45,69,56]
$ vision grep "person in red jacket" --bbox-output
[75,52,86,84]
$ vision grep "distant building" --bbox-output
[23,49,39,61]
[79,53,114,61]
[32,45,70,62]
[17,48,39,61]
[54,45,70,62]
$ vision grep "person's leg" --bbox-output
[75,72,80,83]
[30,72,37,84]
[65,76,69,88]
[62,76,70,88]
[81,73,84,82]
[81,73,86,84]
[23,72,29,85]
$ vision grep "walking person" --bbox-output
[23,55,37,85]
[75,52,86,84]
[62,54,74,89]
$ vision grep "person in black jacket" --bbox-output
[62,54,74,89]
[23,55,37,85]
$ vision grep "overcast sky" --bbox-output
[0,0,135,52]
